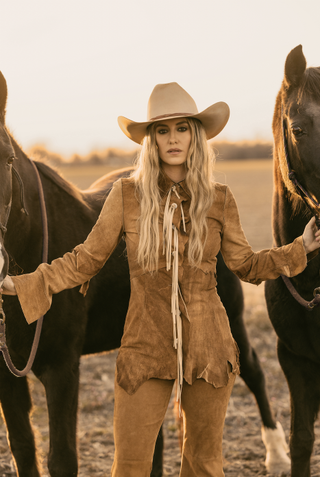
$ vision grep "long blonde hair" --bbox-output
[131,118,216,271]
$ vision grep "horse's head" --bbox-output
[275,45,320,205]
[0,72,16,283]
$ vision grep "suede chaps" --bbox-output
[111,369,235,477]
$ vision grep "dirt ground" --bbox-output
[1,159,320,476]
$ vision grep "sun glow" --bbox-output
[1,0,320,155]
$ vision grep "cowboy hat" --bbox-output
[118,82,230,145]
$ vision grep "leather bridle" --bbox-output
[0,158,47,376]
[0,157,29,235]
[281,118,320,310]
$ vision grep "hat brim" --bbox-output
[118,101,230,145]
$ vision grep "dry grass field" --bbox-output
[2,159,320,476]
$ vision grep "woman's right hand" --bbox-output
[1,276,17,295]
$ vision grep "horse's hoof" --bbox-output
[261,421,291,474]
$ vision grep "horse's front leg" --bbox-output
[0,362,40,477]
[278,339,319,477]
[39,358,80,477]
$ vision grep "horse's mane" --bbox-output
[34,161,91,208]
[297,67,320,103]
[7,131,95,209]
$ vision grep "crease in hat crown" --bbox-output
[118,82,230,144]
[147,83,198,121]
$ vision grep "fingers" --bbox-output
[314,217,320,242]
[302,217,320,253]
[308,216,317,230]
[308,217,320,241]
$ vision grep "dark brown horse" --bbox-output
[0,69,287,476]
[265,45,320,477]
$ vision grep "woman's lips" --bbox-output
[167,149,182,153]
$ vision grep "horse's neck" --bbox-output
[6,146,44,268]
[7,142,97,272]
[272,153,320,287]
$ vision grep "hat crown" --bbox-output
[147,82,198,121]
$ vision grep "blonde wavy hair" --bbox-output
[131,118,216,271]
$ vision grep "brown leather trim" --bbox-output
[149,112,195,121]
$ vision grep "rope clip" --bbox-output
[313,287,320,297]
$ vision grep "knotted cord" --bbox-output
[163,185,187,414]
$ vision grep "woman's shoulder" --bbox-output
[119,176,135,185]
[117,176,136,195]
[214,181,228,193]
[118,177,140,209]
[206,182,235,217]
[213,181,231,200]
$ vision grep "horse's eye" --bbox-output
[7,155,15,165]
[292,127,304,137]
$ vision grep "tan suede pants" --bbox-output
[111,371,235,477]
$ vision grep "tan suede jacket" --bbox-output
[12,173,308,394]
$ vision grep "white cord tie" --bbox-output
[180,203,186,233]
[162,185,187,415]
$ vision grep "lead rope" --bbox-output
[163,185,187,415]
[0,160,47,376]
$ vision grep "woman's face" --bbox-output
[155,117,191,182]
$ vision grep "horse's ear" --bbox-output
[284,45,307,89]
[0,71,7,122]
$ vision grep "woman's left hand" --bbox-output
[302,217,320,254]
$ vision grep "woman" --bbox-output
[2,82,320,477]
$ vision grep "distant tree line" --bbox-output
[28,140,273,168]
[212,140,273,160]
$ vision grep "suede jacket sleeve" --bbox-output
[12,179,124,324]
[220,186,307,285]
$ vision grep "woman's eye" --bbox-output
[157,129,167,134]
[178,127,187,132]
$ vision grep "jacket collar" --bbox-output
[158,170,191,199]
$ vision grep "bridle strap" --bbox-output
[0,160,47,376]
[281,116,320,310]
[282,119,320,224]
[281,275,320,311]
[0,162,29,237]
[12,166,29,216]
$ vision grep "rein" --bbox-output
[0,160,47,376]
[281,118,320,310]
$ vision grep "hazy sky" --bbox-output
[1,0,320,156]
